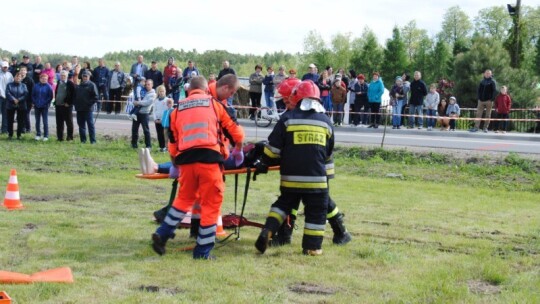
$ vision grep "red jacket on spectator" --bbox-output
[494,93,512,114]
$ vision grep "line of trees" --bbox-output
[1,5,539,108]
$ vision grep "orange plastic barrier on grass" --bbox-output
[0,267,73,284]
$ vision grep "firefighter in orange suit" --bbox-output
[152,76,244,259]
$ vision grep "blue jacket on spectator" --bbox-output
[263,74,274,93]
[367,78,384,103]
[182,66,199,82]
[32,82,53,109]
[93,66,110,88]
[302,73,320,83]
[6,82,28,110]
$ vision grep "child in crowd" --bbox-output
[437,98,450,131]
[129,77,146,121]
[330,76,347,126]
[153,85,172,152]
[494,86,512,134]
[424,83,440,131]
[446,96,460,131]
[161,98,174,144]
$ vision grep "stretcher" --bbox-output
[136,166,279,240]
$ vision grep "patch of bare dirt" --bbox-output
[289,282,337,295]
[138,285,183,295]
[467,280,501,295]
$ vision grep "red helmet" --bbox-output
[277,78,301,98]
[289,80,320,106]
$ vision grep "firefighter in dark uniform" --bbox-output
[255,80,334,256]
[268,78,352,247]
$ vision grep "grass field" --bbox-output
[0,137,539,303]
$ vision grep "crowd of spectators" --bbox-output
[0,54,516,147]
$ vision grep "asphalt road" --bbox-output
[82,115,540,155]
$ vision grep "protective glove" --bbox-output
[169,165,180,179]
[232,148,244,167]
[253,160,268,181]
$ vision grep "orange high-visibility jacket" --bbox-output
[168,89,244,162]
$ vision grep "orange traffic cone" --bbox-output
[3,169,23,210]
[216,212,228,238]
[30,267,74,283]
[0,291,12,303]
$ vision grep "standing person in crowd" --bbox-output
[107,62,126,115]
[42,63,55,91]
[151,76,245,259]
[163,57,177,92]
[131,79,154,149]
[19,55,33,79]
[437,98,450,131]
[74,71,98,144]
[330,76,347,126]
[288,69,297,79]
[5,72,28,139]
[494,85,512,134]
[347,70,357,124]
[424,83,440,131]
[208,73,216,85]
[446,96,460,131]
[353,74,369,127]
[9,57,20,76]
[130,55,148,88]
[79,61,93,83]
[0,61,14,134]
[19,66,34,133]
[390,76,405,129]
[471,69,497,133]
[54,70,75,141]
[401,73,411,127]
[182,60,199,83]
[408,71,427,129]
[273,65,287,87]
[71,56,80,85]
[218,60,236,106]
[317,70,332,113]
[248,64,264,120]
[336,68,349,88]
[302,63,319,82]
[326,66,334,82]
[254,79,334,256]
[152,85,170,152]
[55,64,63,82]
[93,58,110,112]
[367,72,384,128]
[145,60,163,89]
[168,67,182,104]
[32,73,53,141]
[32,55,43,83]
[262,66,275,113]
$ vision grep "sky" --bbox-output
[2,0,540,58]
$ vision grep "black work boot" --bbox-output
[151,232,175,256]
[189,219,200,239]
[255,228,273,254]
[328,213,352,245]
[270,219,294,247]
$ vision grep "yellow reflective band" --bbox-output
[264,146,280,159]
[281,181,327,189]
[293,131,326,146]
[287,125,330,137]
[291,209,298,216]
[326,168,335,176]
[327,207,339,219]
[304,229,325,236]
[269,211,284,222]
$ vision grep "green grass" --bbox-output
[0,137,539,303]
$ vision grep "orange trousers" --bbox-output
[172,163,224,227]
